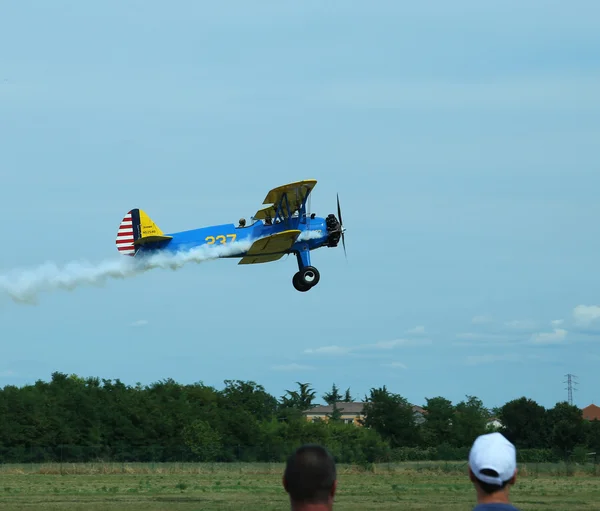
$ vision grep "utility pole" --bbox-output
[564,374,578,405]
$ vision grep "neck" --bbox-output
[290,502,331,511]
[477,489,511,505]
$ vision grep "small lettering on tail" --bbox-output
[116,211,136,256]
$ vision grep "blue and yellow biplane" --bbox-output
[115,179,345,291]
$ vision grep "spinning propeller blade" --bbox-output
[337,193,346,259]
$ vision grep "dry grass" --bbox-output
[0,461,598,510]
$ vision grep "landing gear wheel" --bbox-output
[293,272,311,292]
[300,266,320,287]
[292,266,320,292]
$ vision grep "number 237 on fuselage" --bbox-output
[115,179,346,292]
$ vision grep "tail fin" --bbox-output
[116,210,137,256]
[115,208,172,256]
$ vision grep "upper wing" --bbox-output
[253,205,277,220]
[252,179,317,220]
[238,229,301,265]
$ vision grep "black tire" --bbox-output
[299,266,320,287]
[293,272,311,292]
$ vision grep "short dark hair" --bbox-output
[284,444,336,504]
[475,468,510,494]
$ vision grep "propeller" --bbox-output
[336,193,347,259]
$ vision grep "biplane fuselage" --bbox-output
[115,180,345,291]
[139,217,330,255]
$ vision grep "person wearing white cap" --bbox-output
[468,432,521,510]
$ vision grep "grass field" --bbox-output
[0,461,598,510]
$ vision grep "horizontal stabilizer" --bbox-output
[134,235,173,246]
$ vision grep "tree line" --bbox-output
[0,372,598,464]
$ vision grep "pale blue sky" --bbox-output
[1,1,599,411]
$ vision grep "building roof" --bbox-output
[304,402,365,415]
[303,401,427,415]
[583,404,600,421]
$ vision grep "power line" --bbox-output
[564,374,578,405]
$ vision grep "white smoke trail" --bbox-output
[0,239,254,305]
[297,229,325,241]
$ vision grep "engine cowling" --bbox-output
[326,213,341,247]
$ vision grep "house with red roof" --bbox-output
[582,404,600,421]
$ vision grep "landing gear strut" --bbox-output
[292,247,320,292]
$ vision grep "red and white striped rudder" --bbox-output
[115,211,136,256]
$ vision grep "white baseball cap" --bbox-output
[468,432,517,486]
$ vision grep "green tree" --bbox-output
[421,396,454,447]
[322,383,342,405]
[217,380,277,458]
[221,380,278,421]
[585,419,600,461]
[13,371,600,464]
[183,419,222,461]
[343,388,354,402]
[281,382,317,410]
[451,395,489,447]
[499,397,547,448]
[325,421,390,463]
[360,386,419,447]
[545,402,586,458]
[326,402,343,423]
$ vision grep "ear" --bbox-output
[468,467,477,483]
[330,479,337,498]
[282,475,288,493]
[508,468,517,485]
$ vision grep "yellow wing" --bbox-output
[253,179,317,220]
[238,253,286,265]
[238,229,301,265]
[253,205,277,220]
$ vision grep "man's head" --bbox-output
[283,444,337,508]
[468,432,518,497]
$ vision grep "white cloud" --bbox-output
[505,319,537,330]
[455,316,571,346]
[304,338,430,356]
[573,305,600,327]
[271,363,315,372]
[454,332,516,344]
[472,315,493,324]
[382,362,407,369]
[530,328,568,345]
[465,353,545,366]
[465,353,521,365]
[130,319,148,327]
[456,333,491,340]
[367,338,428,350]
[303,345,350,355]
[407,325,425,334]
